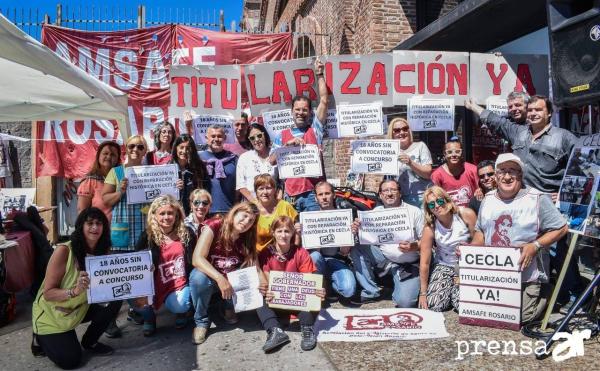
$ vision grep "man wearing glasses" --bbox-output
[431,139,479,207]
[350,179,424,307]
[472,153,568,323]
[468,160,497,214]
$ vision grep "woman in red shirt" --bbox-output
[257,216,325,353]
[133,195,197,336]
[145,122,176,165]
[189,202,266,345]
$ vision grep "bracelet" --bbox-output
[419,293,427,296]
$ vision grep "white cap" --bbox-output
[495,153,524,171]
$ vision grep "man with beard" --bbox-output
[468,160,497,214]
[472,153,568,323]
[270,59,328,213]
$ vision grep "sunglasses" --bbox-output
[127,144,145,151]
[427,198,447,210]
[445,149,462,156]
[192,200,210,207]
[248,133,264,142]
[392,127,410,133]
[479,172,495,179]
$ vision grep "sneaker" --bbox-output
[262,327,290,353]
[31,334,46,358]
[300,325,317,351]
[104,319,122,338]
[175,313,188,329]
[223,309,239,325]
[127,308,144,325]
[83,342,114,356]
[559,297,587,315]
[192,327,208,345]
[350,295,381,306]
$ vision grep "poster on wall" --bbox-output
[0,188,36,215]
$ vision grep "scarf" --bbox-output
[203,152,236,179]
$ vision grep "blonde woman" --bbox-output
[189,202,267,345]
[184,189,212,238]
[133,195,197,336]
[418,186,476,311]
[386,117,433,206]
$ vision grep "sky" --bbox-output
[2,0,244,37]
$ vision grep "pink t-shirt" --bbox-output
[431,162,479,207]
[77,177,112,221]
[224,142,249,156]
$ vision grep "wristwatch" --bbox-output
[533,240,543,251]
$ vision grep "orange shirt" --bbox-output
[77,177,112,221]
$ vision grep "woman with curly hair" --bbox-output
[170,134,210,215]
[189,202,267,345]
[146,121,176,165]
[133,195,197,336]
[418,186,476,312]
[31,208,120,369]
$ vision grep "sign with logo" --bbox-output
[407,98,455,131]
[357,207,412,245]
[86,251,154,304]
[336,102,384,137]
[268,271,323,312]
[315,308,450,342]
[125,164,179,204]
[191,114,236,145]
[350,140,400,175]
[299,209,354,249]
[275,144,323,179]
[458,245,522,331]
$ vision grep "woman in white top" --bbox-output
[418,186,476,311]
[236,124,278,203]
[386,117,433,207]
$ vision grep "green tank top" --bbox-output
[32,242,89,335]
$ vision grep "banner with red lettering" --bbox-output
[37,25,293,178]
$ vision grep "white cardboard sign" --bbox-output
[336,102,384,137]
[351,140,400,175]
[125,164,179,204]
[275,144,323,179]
[86,251,154,304]
[407,98,455,131]
[357,207,412,245]
[485,96,508,117]
[228,266,263,313]
[299,209,354,249]
[262,109,295,140]
[192,114,236,145]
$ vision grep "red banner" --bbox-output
[37,25,293,178]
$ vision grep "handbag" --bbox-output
[110,166,130,248]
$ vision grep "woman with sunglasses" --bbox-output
[77,141,121,221]
[170,135,209,215]
[145,122,176,165]
[236,124,278,203]
[184,189,212,238]
[385,117,433,207]
[418,186,476,311]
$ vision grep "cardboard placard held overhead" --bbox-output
[125,164,179,204]
[275,144,323,179]
[336,102,384,138]
[268,271,323,312]
[299,209,354,249]
[351,140,400,175]
[407,98,455,131]
[458,245,522,331]
[485,96,508,117]
[191,114,236,145]
[262,109,295,140]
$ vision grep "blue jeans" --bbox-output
[310,250,356,298]
[286,190,319,213]
[189,269,233,328]
[164,286,192,314]
[350,244,420,307]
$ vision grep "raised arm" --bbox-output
[314,58,328,125]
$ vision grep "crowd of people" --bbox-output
[30,60,584,369]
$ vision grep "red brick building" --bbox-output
[242,0,460,189]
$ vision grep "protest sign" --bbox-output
[169,64,242,120]
[315,308,449,342]
[191,114,236,145]
[351,140,400,175]
[299,209,354,249]
[322,109,339,139]
[268,271,323,312]
[86,251,154,304]
[228,266,263,313]
[276,144,323,179]
[357,207,412,245]
[0,188,36,214]
[262,108,295,140]
[407,98,455,131]
[458,245,521,331]
[485,96,508,117]
[336,102,384,137]
[125,164,179,204]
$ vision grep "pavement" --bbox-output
[1,292,599,371]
